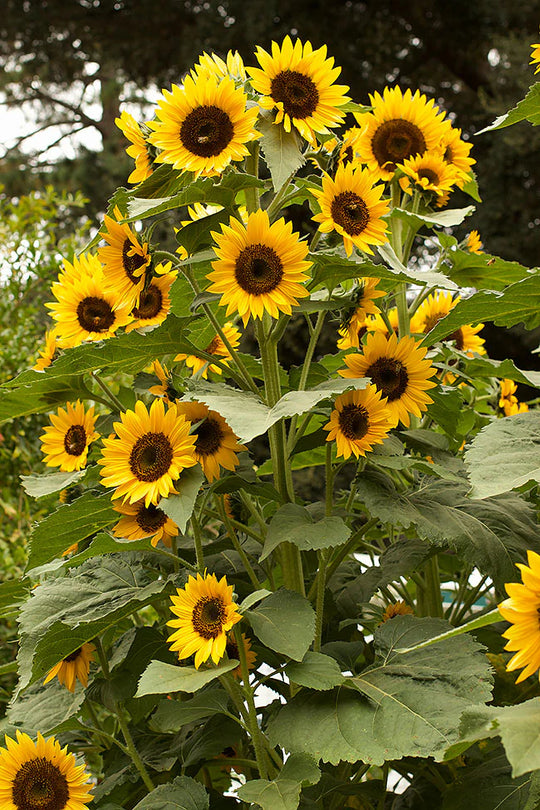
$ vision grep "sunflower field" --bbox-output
[3,37,540,810]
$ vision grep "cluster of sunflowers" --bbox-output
[4,35,540,810]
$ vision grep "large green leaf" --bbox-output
[442,753,536,810]
[267,616,492,765]
[462,355,540,388]
[258,113,305,191]
[477,83,540,133]
[246,589,316,661]
[160,465,204,533]
[0,375,91,424]
[136,659,238,697]
[20,469,86,498]
[237,754,320,810]
[285,652,345,691]
[132,776,209,810]
[7,678,86,735]
[392,205,475,229]
[494,700,540,778]
[151,688,229,732]
[377,242,458,289]
[465,412,540,499]
[0,579,30,618]
[261,504,350,561]
[442,247,532,292]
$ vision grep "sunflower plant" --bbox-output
[3,35,540,810]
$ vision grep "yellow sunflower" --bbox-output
[355,86,448,181]
[398,149,462,197]
[531,43,540,73]
[98,398,197,507]
[148,73,259,178]
[365,307,399,336]
[0,730,93,810]
[167,572,242,668]
[113,499,178,548]
[337,278,386,350]
[125,264,177,332]
[225,632,257,679]
[46,253,133,348]
[176,400,246,482]
[414,290,457,333]
[176,203,248,260]
[44,643,95,692]
[98,206,151,309]
[175,322,242,378]
[33,328,59,371]
[448,323,486,356]
[192,50,247,83]
[340,331,437,427]
[40,401,99,472]
[115,110,154,184]
[465,230,484,254]
[324,385,393,459]
[438,125,475,187]
[248,36,350,145]
[499,379,529,416]
[311,163,390,257]
[149,360,178,402]
[499,550,540,682]
[380,601,414,623]
[207,208,311,325]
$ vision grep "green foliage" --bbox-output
[132,777,209,810]
[136,660,239,697]
[246,589,316,661]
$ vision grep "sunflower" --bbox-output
[148,73,259,178]
[340,331,437,427]
[448,323,486,356]
[192,50,247,83]
[248,36,350,145]
[176,203,248,260]
[125,264,176,332]
[43,643,95,692]
[380,601,414,623]
[365,307,399,336]
[40,401,99,472]
[499,550,540,682]
[33,329,59,371]
[337,278,386,350]
[176,400,246,482]
[438,125,475,186]
[115,110,154,184]
[167,572,242,668]
[465,230,484,254]
[324,385,393,459]
[0,730,93,810]
[311,163,390,257]
[207,209,311,325]
[398,149,462,197]
[148,360,178,402]
[98,398,198,507]
[531,43,540,73]
[175,322,242,378]
[46,253,132,348]
[499,379,528,416]
[355,86,448,182]
[98,206,151,309]
[413,290,457,334]
[225,632,257,680]
[113,499,178,548]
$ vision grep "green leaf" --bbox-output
[237,779,304,810]
[0,375,91,425]
[258,113,305,191]
[239,589,273,611]
[462,355,540,388]
[175,209,231,256]
[20,469,86,498]
[461,171,482,203]
[377,242,458,289]
[392,205,475,229]
[0,579,30,618]
[160,465,204,533]
[132,776,209,810]
[136,659,239,697]
[7,678,86,735]
[246,589,316,661]
[442,753,536,810]
[465,412,540,498]
[261,504,350,561]
[268,378,370,422]
[285,652,345,691]
[443,248,531,292]
[42,532,157,573]
[394,608,502,654]
[26,491,118,572]
[494,700,540,778]
[267,616,492,765]
[477,83,540,133]
[151,689,229,732]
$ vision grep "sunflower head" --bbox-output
[499,549,540,682]
[33,329,59,371]
[174,322,242,379]
[40,401,99,473]
[113,499,179,548]
[115,109,155,184]
[167,572,242,668]
[44,642,95,692]
[126,263,176,333]
[398,149,462,198]
[380,601,415,623]
[465,230,484,254]
[531,43,540,74]
[98,206,151,309]
[192,50,247,83]
[324,385,393,459]
[413,290,459,334]
[438,125,475,187]
[337,278,386,350]
[176,400,246,482]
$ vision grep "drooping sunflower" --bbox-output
[98,206,151,309]
[174,322,242,378]
[192,50,247,83]
[438,125,475,186]
[499,550,540,682]
[207,209,311,325]
[33,328,59,371]
[340,331,437,427]
[113,499,178,548]
[324,385,393,459]
[465,230,484,254]
[176,400,246,482]
[413,290,458,334]
[355,86,448,181]
[40,401,99,472]
[148,360,178,402]
[148,73,259,178]
[311,163,390,257]
[248,36,350,145]
[98,398,197,507]
[44,643,95,692]
[337,278,386,350]
[380,601,414,623]
[531,43,540,73]
[225,632,257,679]
[115,110,154,184]
[0,731,93,810]
[125,264,177,332]
[398,150,462,197]
[167,572,242,668]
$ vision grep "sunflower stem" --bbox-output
[190,513,205,573]
[325,441,334,518]
[266,175,293,221]
[313,549,328,652]
[396,283,410,338]
[216,497,261,589]
[91,371,125,412]
[417,555,443,618]
[245,142,260,213]
[233,624,270,780]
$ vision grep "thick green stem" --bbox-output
[266,176,293,221]
[233,625,269,779]
[245,143,260,213]
[190,513,205,573]
[91,371,125,412]
[217,497,261,589]
[313,549,328,652]
[417,555,443,618]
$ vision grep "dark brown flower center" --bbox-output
[225,637,238,659]
[205,336,222,355]
[129,432,174,481]
[423,311,445,333]
[76,296,115,333]
[63,425,86,456]
[194,417,223,456]
[12,758,69,810]
[180,105,234,157]
[342,145,354,165]
[338,403,369,439]
[136,503,167,532]
[192,596,226,639]
[367,357,409,401]
[132,284,163,320]
[234,244,284,295]
[63,648,82,663]
[443,144,453,163]
[417,168,440,185]
[371,119,426,171]
[448,328,464,350]
[122,238,147,283]
[331,191,370,236]
[271,70,319,120]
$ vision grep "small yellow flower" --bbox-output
[176,400,246,482]
[44,643,95,692]
[499,550,540,682]
[465,230,484,254]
